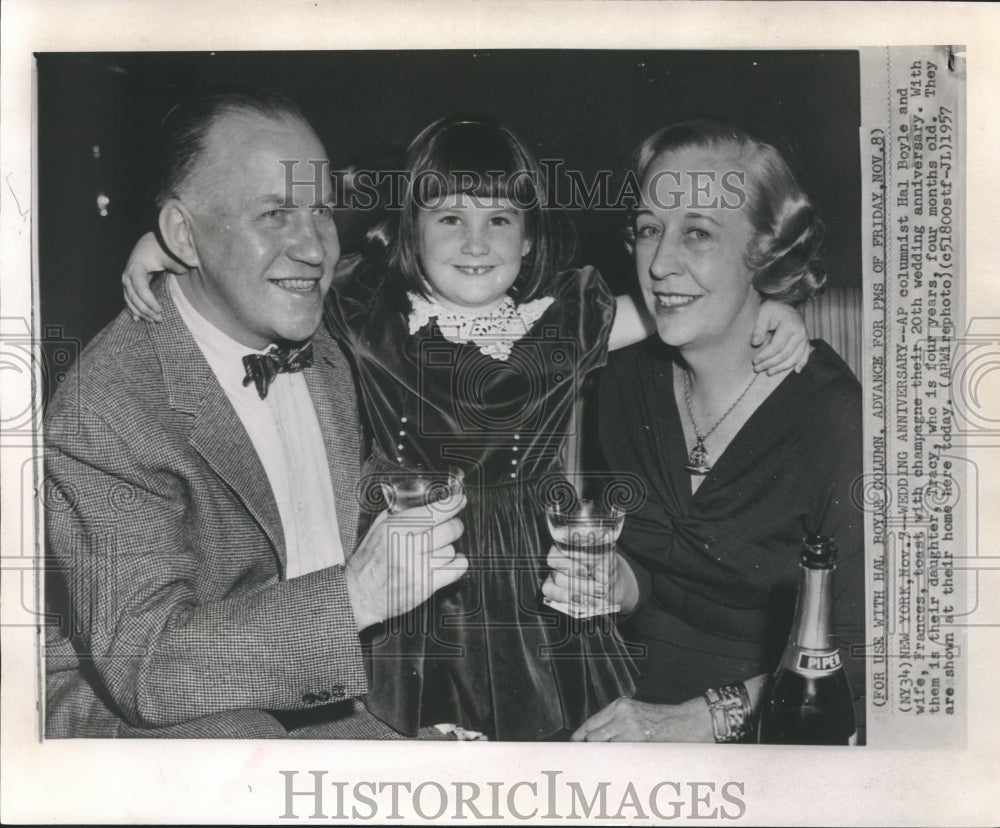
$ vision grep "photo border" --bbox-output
[3,2,999,825]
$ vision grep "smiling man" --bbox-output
[43,89,467,738]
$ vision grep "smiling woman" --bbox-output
[545,119,865,743]
[633,145,761,356]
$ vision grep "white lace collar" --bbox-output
[406,292,554,361]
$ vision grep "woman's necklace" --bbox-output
[682,368,760,475]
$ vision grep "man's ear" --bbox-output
[157,199,201,269]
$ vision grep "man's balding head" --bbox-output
[156,88,311,209]
[155,90,339,349]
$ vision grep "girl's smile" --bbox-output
[417,194,532,313]
[453,265,499,276]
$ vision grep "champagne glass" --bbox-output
[381,466,465,515]
[544,499,625,618]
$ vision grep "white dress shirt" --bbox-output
[169,276,345,577]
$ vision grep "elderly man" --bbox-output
[43,89,467,738]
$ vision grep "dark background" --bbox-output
[37,50,861,350]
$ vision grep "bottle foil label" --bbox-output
[796,650,843,674]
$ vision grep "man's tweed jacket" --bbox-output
[44,280,370,737]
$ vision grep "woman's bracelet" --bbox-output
[703,683,753,743]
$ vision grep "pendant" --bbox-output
[684,438,712,475]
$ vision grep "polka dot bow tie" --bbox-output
[241,341,314,399]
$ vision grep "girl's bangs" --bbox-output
[412,121,542,209]
[414,167,539,209]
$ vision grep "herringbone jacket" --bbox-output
[44,280,368,737]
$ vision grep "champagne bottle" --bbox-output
[758,534,857,745]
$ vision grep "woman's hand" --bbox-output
[542,548,640,616]
[571,696,714,742]
[122,231,189,322]
[751,300,810,375]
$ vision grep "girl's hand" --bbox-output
[751,300,810,375]
[571,696,714,742]
[122,231,188,322]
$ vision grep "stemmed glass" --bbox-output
[544,499,625,618]
[380,466,465,514]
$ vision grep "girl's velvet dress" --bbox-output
[326,256,636,740]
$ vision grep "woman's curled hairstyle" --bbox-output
[632,118,827,305]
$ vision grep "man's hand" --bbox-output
[345,493,468,631]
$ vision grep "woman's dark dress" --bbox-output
[327,257,636,740]
[598,337,865,717]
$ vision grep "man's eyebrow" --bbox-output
[255,194,290,207]
[255,194,332,207]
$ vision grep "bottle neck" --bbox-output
[788,563,836,653]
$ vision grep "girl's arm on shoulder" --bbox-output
[122,231,189,322]
[751,300,810,375]
[608,294,656,351]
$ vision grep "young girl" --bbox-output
[122,114,809,740]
